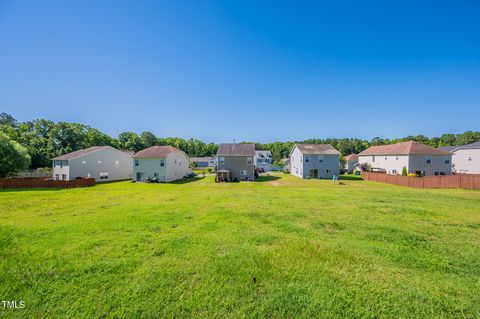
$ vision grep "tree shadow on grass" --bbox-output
[339,175,364,181]
[170,177,205,184]
[256,175,282,182]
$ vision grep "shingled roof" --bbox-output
[52,146,110,160]
[344,154,359,161]
[293,144,341,155]
[359,141,451,156]
[134,146,182,158]
[216,143,255,156]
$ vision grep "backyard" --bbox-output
[0,173,479,318]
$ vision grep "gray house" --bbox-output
[290,144,341,179]
[216,143,255,182]
[439,142,480,174]
[52,146,133,182]
[255,150,273,172]
[133,146,191,182]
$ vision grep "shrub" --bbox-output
[402,167,407,176]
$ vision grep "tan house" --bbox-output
[344,154,359,173]
[440,142,480,174]
[133,146,191,182]
[216,143,255,182]
[358,141,452,176]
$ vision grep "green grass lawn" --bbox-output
[1,173,479,318]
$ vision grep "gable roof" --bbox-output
[293,144,341,155]
[133,146,182,158]
[359,141,451,156]
[255,150,272,158]
[344,154,359,161]
[457,141,480,150]
[216,143,255,156]
[438,146,458,152]
[52,146,110,160]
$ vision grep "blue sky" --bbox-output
[1,1,479,143]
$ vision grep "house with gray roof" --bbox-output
[216,143,255,182]
[52,146,133,182]
[190,157,217,168]
[133,146,191,182]
[255,150,273,172]
[439,142,480,174]
[290,144,340,179]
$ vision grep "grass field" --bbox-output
[1,173,479,318]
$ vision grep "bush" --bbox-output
[402,167,407,176]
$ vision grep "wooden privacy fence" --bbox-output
[361,172,480,190]
[0,178,96,189]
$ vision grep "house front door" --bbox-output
[309,169,318,179]
[136,172,144,182]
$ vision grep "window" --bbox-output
[62,174,67,180]
[318,156,324,163]
[135,160,139,166]
[247,157,253,165]
[100,172,109,180]
[396,157,399,160]
[326,169,331,174]
[392,169,397,174]
[115,160,119,167]
[160,160,165,167]
[55,174,59,180]
[240,170,247,176]
[60,162,63,168]
[425,156,432,164]
[468,156,472,161]
[179,160,182,166]
[304,156,309,163]
[444,156,450,164]
[385,157,387,160]
[372,156,376,162]
[219,156,225,164]
[154,173,159,178]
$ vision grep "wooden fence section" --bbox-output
[0,178,96,189]
[361,172,480,190]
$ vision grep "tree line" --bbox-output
[1,112,479,171]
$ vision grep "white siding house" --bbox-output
[290,144,340,179]
[344,154,359,173]
[440,142,480,174]
[255,150,273,172]
[358,141,452,176]
[133,146,191,182]
[52,146,133,182]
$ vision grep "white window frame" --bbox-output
[160,159,165,167]
[372,156,375,162]
[318,155,324,163]
[135,160,139,166]
[247,157,253,165]
[444,156,450,164]
[425,156,432,164]
[219,156,225,164]
[304,155,309,163]
[240,170,247,176]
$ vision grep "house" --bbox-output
[255,150,273,172]
[439,142,480,174]
[52,146,133,182]
[190,157,217,168]
[216,143,255,182]
[133,146,191,182]
[290,144,341,179]
[344,154,359,173]
[358,141,452,176]
[281,158,290,172]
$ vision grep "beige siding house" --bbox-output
[52,146,133,182]
[344,154,359,173]
[290,144,340,179]
[133,146,191,182]
[358,141,452,176]
[216,143,255,181]
[440,142,480,174]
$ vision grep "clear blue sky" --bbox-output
[1,1,479,143]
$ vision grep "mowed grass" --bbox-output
[0,173,479,318]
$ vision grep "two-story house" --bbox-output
[216,143,255,182]
[133,146,191,182]
[290,144,341,179]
